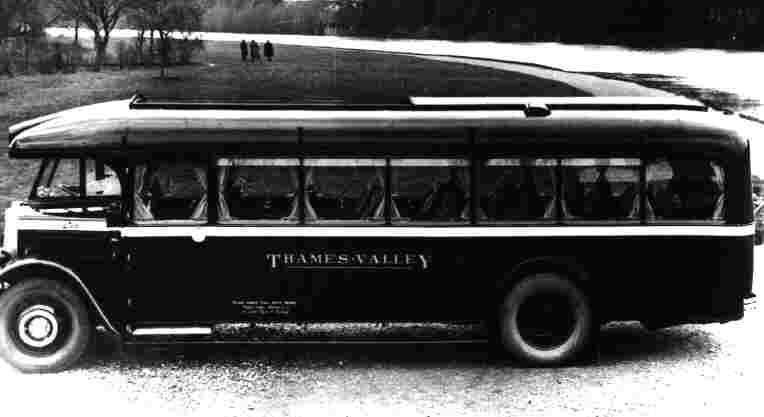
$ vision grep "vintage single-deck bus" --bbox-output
[0,95,757,372]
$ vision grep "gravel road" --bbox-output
[1,249,761,417]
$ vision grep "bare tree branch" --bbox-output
[50,0,139,70]
[130,0,204,78]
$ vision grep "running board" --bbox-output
[124,339,489,345]
[130,326,213,336]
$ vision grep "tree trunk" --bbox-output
[93,33,104,71]
[74,20,79,45]
[23,37,30,73]
[159,33,168,79]
[2,40,14,77]
[149,29,155,64]
[136,29,145,66]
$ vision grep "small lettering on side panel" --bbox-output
[233,300,297,316]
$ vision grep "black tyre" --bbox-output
[0,279,91,373]
[498,273,594,366]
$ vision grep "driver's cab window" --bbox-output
[133,161,207,224]
[35,159,81,199]
[34,158,121,199]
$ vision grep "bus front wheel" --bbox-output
[498,273,594,366]
[0,278,91,373]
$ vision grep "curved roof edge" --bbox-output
[9,100,132,141]
[7,96,754,156]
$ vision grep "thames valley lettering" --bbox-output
[266,252,430,270]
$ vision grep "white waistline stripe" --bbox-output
[14,218,755,238]
[120,224,754,238]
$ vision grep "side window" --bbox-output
[218,158,299,223]
[480,158,557,222]
[562,158,641,221]
[305,159,386,223]
[134,161,207,223]
[390,159,470,223]
[35,159,80,198]
[646,159,725,222]
[34,158,122,199]
[85,159,121,197]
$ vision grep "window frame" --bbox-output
[303,158,388,225]
[389,158,473,225]
[28,157,123,209]
[559,157,643,225]
[217,157,302,225]
[30,157,85,201]
[478,158,559,225]
[130,159,210,226]
[120,153,730,228]
[643,158,727,225]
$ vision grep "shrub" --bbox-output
[174,37,205,65]
[0,36,92,76]
[0,46,13,76]
[412,25,450,40]
[36,40,70,74]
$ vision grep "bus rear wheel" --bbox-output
[498,273,594,366]
[0,279,91,373]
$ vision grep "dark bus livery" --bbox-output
[0,95,757,372]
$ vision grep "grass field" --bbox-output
[0,39,587,223]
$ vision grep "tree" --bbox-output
[1,0,47,39]
[50,8,83,45]
[1,0,23,75]
[1,0,23,39]
[125,6,152,65]
[51,0,137,71]
[1,0,46,75]
[131,0,204,78]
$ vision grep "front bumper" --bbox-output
[745,293,756,309]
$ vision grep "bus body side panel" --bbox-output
[292,234,747,325]
[291,236,470,321]
[587,235,749,325]
[126,234,479,322]
[124,235,304,323]
[279,234,746,324]
[122,232,748,326]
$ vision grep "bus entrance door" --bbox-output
[122,229,218,323]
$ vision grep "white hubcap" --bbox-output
[18,305,60,348]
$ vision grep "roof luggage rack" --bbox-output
[409,96,709,112]
[127,94,708,113]
[128,94,415,110]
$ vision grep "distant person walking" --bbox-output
[250,40,260,63]
[240,40,248,62]
[264,41,274,62]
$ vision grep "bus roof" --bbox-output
[7,96,753,157]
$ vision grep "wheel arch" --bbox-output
[496,256,593,302]
[0,258,119,336]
